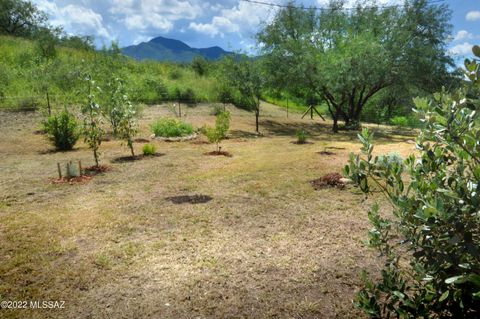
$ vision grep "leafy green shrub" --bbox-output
[376,152,403,168]
[172,87,196,103]
[210,104,225,115]
[191,56,208,76]
[42,108,79,150]
[142,143,156,156]
[344,49,480,318]
[168,69,182,80]
[150,118,194,137]
[391,115,422,128]
[296,129,308,144]
[390,115,409,127]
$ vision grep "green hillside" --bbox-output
[0,36,220,111]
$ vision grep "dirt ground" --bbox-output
[0,102,417,318]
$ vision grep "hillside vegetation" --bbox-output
[0,36,219,111]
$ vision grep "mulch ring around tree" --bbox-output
[84,165,112,174]
[111,154,164,163]
[205,151,233,157]
[165,194,213,204]
[50,165,111,185]
[291,141,314,145]
[310,173,347,190]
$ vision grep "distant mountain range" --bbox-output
[122,36,235,63]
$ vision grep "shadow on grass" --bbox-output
[111,153,165,163]
[258,119,416,144]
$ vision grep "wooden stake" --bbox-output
[57,162,62,179]
[78,160,82,176]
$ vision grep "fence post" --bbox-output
[286,98,289,118]
[46,91,51,115]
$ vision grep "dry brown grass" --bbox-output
[0,102,416,318]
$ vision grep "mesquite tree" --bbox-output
[258,0,453,132]
[81,75,104,167]
[220,56,263,133]
[344,46,480,318]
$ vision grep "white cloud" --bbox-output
[109,0,201,33]
[449,42,474,56]
[189,1,274,38]
[466,11,480,22]
[453,30,474,41]
[189,16,239,37]
[33,0,112,40]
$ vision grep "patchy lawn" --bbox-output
[0,102,416,318]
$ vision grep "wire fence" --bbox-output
[0,94,413,127]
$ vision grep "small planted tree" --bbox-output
[115,80,138,158]
[81,75,104,167]
[204,111,230,152]
[103,78,125,136]
[344,47,480,318]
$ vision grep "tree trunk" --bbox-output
[255,98,260,133]
[129,140,135,158]
[94,148,99,167]
[332,115,339,133]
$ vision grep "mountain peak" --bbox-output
[149,36,191,52]
[122,36,234,63]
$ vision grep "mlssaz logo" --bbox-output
[29,301,66,309]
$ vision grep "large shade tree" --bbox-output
[257,0,453,132]
[0,0,47,37]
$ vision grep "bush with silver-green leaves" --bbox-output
[345,46,480,318]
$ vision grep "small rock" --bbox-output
[339,178,353,184]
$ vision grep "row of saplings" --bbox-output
[42,75,233,179]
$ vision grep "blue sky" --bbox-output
[32,0,480,59]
